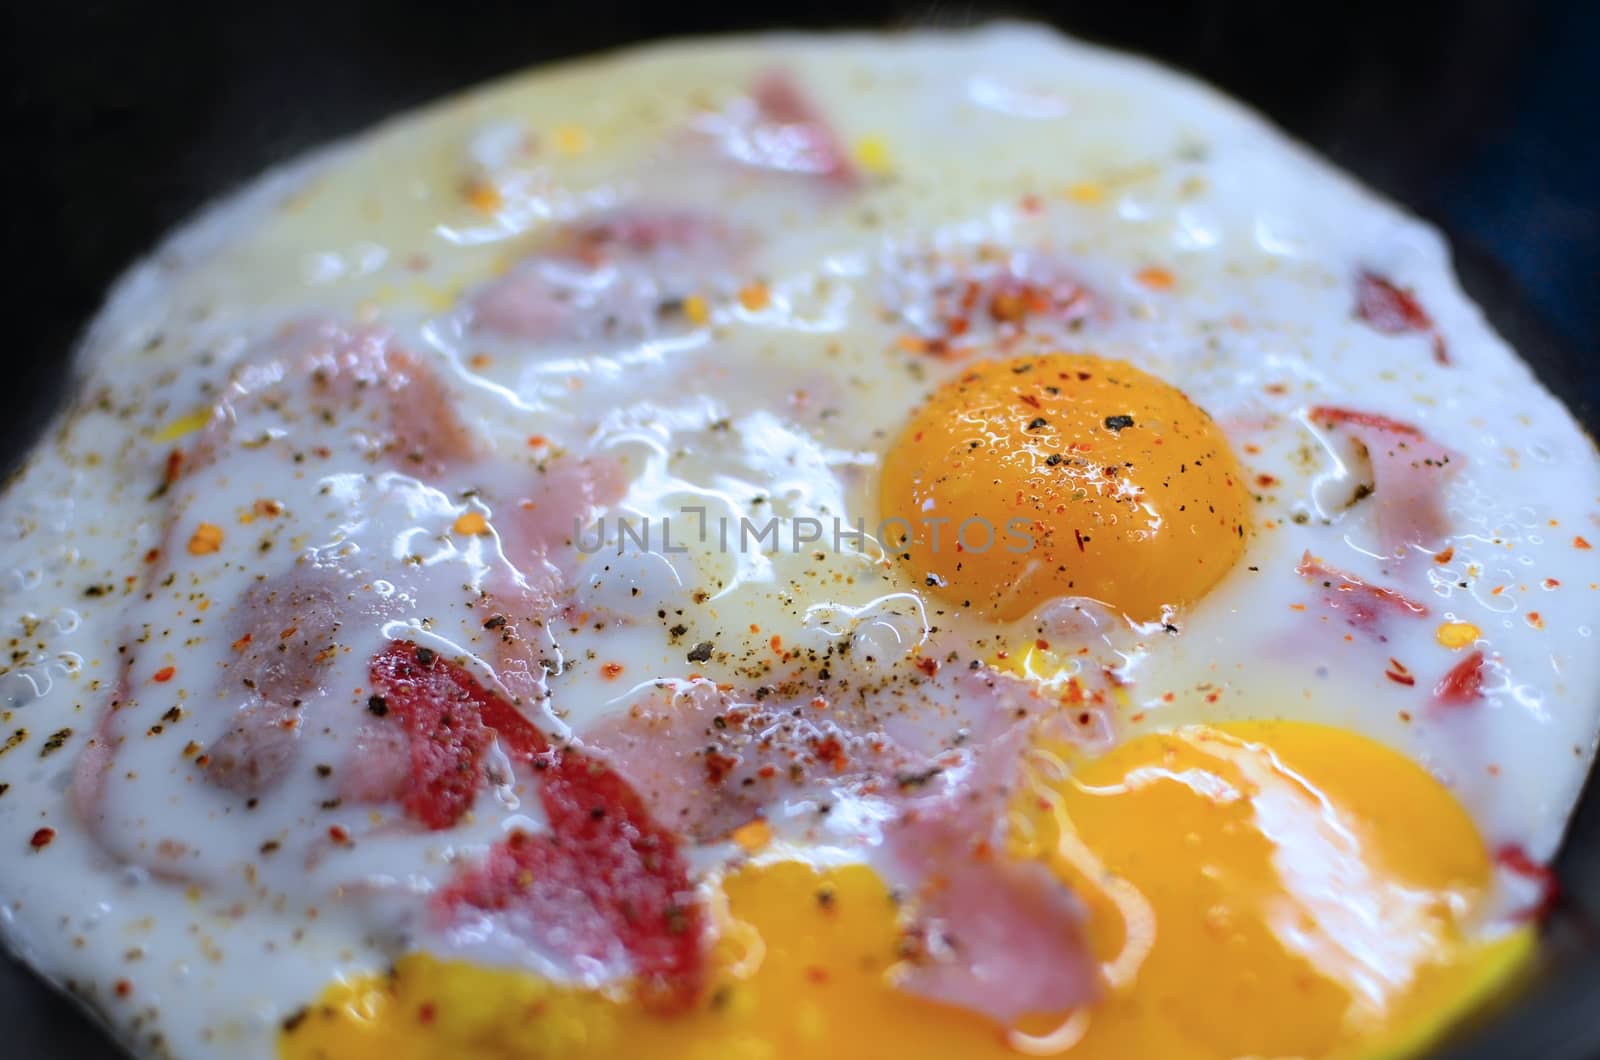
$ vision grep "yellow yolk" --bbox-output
[280,722,1529,1060]
[880,353,1248,621]
[1015,722,1531,1060]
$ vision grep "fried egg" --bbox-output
[1,23,1596,1060]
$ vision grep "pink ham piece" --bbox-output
[71,321,478,862]
[884,251,1106,358]
[889,812,1096,1023]
[366,641,708,1009]
[728,71,857,184]
[470,209,738,342]
[187,321,475,477]
[1295,550,1429,641]
[583,662,1101,1022]
[1309,406,1460,556]
[1354,270,1448,365]
[471,73,856,343]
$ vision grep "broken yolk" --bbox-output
[280,723,1529,1060]
[879,353,1248,621]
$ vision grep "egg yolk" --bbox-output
[879,353,1248,621]
[281,722,1528,1060]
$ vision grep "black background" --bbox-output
[3,1,1598,1057]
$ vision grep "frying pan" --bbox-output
[5,2,1596,1056]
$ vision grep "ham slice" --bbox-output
[716,71,857,183]
[470,209,738,342]
[368,641,707,1008]
[188,321,475,477]
[884,251,1104,358]
[471,73,856,344]
[890,812,1096,1022]
[584,661,1102,1022]
[1295,550,1429,641]
[1354,270,1448,365]
[1308,406,1459,556]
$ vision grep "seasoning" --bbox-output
[187,522,225,555]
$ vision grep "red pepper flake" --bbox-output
[914,656,939,677]
[328,825,350,845]
[29,827,55,849]
[600,662,625,680]
[231,633,253,653]
[1495,844,1559,921]
[151,666,176,684]
[113,979,132,999]
[1433,546,1455,565]
[1035,638,1050,651]
[1575,536,1592,550]
[804,965,831,984]
[1543,578,1561,589]
[1255,473,1278,488]
[811,734,848,772]
[162,449,184,487]
[417,1002,437,1025]
[1384,660,1416,687]
[1526,611,1544,630]
[1433,650,1487,708]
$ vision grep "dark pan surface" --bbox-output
[4,2,1596,1057]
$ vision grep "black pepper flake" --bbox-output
[367,695,389,717]
[39,728,73,757]
[482,614,508,631]
[1045,453,1063,467]
[895,766,942,790]
[281,1007,308,1033]
[664,904,690,935]
[668,623,688,639]
[1103,414,1135,433]
[414,647,436,667]
[1026,416,1049,431]
[686,641,714,664]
